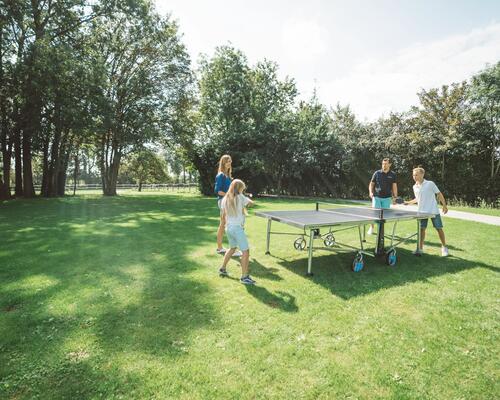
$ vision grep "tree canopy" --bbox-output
[1,3,498,205]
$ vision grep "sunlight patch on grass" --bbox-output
[3,274,60,293]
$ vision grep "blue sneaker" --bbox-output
[240,275,256,285]
[218,267,228,277]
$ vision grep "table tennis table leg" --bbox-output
[265,219,272,255]
[307,229,314,276]
[416,219,421,255]
[358,225,364,250]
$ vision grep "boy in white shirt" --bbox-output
[405,167,449,256]
[219,179,256,284]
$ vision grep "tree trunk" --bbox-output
[73,149,79,196]
[0,114,11,200]
[40,136,50,196]
[22,133,35,197]
[20,79,39,198]
[138,180,142,192]
[0,23,11,200]
[57,169,67,196]
[14,128,23,196]
[101,142,121,196]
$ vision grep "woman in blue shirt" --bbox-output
[215,155,233,254]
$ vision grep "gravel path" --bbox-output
[391,204,500,226]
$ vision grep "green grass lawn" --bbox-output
[1,193,498,399]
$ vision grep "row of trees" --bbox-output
[0,0,192,198]
[1,2,498,204]
[189,47,499,204]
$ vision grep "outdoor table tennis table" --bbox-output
[255,202,435,275]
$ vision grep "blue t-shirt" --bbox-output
[371,170,397,198]
[214,172,231,199]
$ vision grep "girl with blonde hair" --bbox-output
[218,179,256,285]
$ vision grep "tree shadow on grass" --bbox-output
[272,249,497,300]
[0,194,225,398]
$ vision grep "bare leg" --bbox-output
[217,214,226,250]
[420,228,426,250]
[240,250,250,276]
[221,248,236,268]
[436,228,446,246]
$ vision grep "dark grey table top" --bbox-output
[255,206,436,229]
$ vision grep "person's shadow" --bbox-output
[245,285,298,312]
[221,258,298,312]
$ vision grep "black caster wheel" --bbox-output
[294,237,307,251]
[323,233,336,247]
[386,249,397,266]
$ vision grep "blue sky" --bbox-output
[156,0,500,120]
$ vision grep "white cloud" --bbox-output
[315,23,500,121]
[281,18,328,61]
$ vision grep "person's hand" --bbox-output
[247,193,253,198]
[442,205,448,214]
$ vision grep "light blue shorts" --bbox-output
[226,225,249,251]
[372,197,392,209]
[420,214,444,229]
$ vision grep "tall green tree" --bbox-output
[90,5,191,195]
[194,46,253,194]
[0,0,129,198]
[124,149,168,191]
[416,83,468,183]
[468,62,500,180]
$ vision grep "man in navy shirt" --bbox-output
[368,158,398,235]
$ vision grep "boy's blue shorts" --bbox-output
[420,214,444,229]
[226,225,249,251]
[372,197,392,209]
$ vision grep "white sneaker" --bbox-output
[216,248,227,255]
[367,226,374,235]
[233,250,243,257]
[413,249,424,255]
[441,247,449,257]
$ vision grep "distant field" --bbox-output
[1,193,498,399]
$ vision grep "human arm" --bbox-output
[437,192,448,214]
[392,183,398,203]
[369,182,375,199]
[243,195,254,208]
